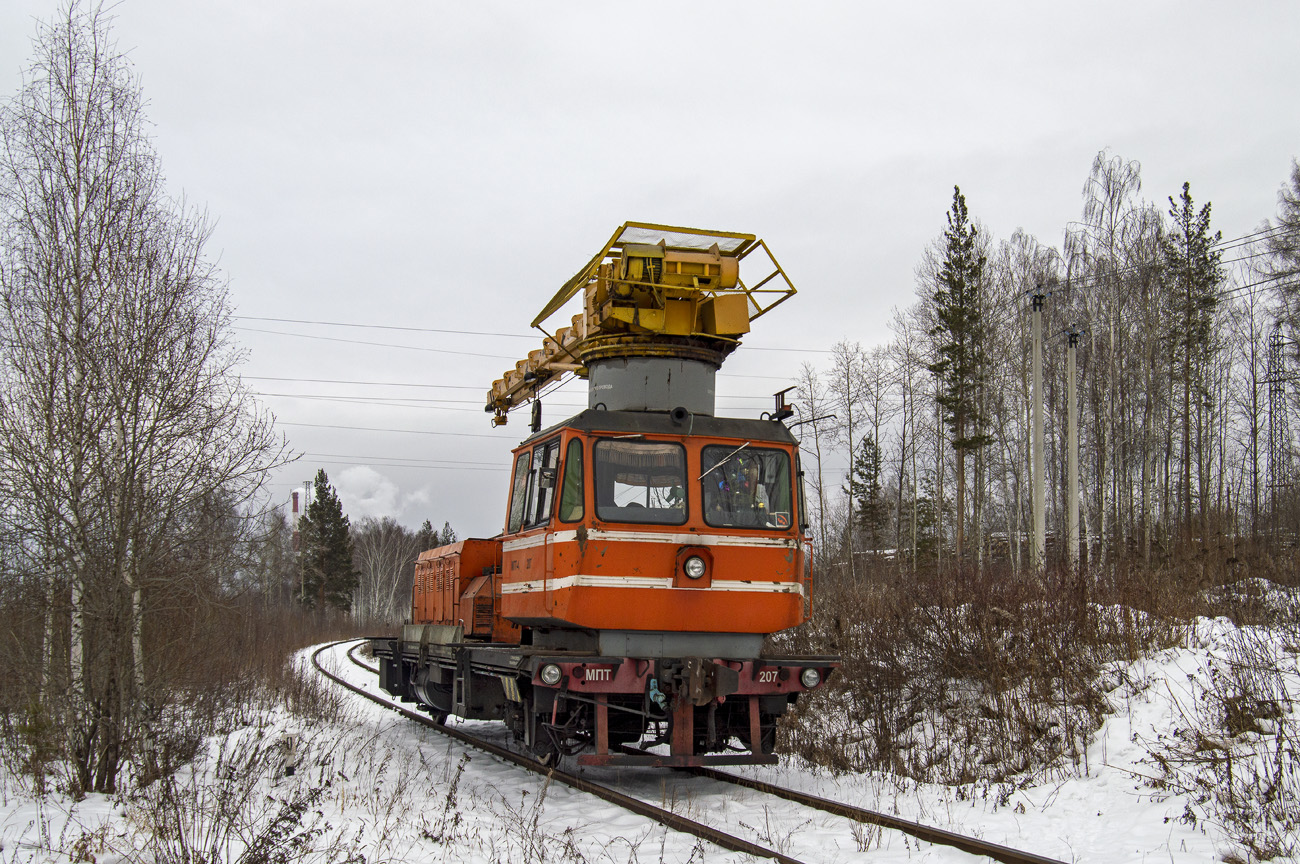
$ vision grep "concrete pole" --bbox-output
[1032,293,1046,574]
[1067,331,1080,570]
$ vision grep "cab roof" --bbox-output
[518,408,798,448]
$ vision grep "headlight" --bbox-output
[539,663,562,686]
[799,667,820,689]
[683,555,707,579]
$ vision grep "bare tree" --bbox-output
[1228,262,1276,542]
[0,1,287,793]
[828,341,867,575]
[352,517,421,624]
[858,345,899,553]
[888,306,928,569]
[1262,160,1300,339]
[793,363,834,561]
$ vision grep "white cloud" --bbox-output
[333,466,399,521]
[332,466,436,529]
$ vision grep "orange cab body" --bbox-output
[410,409,809,642]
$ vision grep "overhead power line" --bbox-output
[254,392,777,414]
[305,451,501,467]
[302,457,507,472]
[245,375,484,390]
[233,317,831,354]
[234,315,534,339]
[233,327,520,360]
[279,422,504,439]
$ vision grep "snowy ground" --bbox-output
[2,605,1296,863]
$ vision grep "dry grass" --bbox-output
[778,548,1300,860]
[0,571,370,798]
[774,555,1239,783]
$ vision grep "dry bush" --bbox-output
[1146,619,1300,863]
[777,557,1190,783]
[123,731,335,864]
[0,570,370,796]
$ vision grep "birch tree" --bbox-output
[828,341,866,575]
[885,309,920,568]
[1262,160,1300,338]
[352,516,421,623]
[793,362,834,560]
[0,1,286,793]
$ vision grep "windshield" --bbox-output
[594,440,687,525]
[701,446,792,529]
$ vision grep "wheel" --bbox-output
[530,725,562,765]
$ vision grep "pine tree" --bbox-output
[438,521,458,546]
[416,519,438,551]
[299,469,358,612]
[851,434,888,550]
[927,186,992,565]
[1163,182,1222,543]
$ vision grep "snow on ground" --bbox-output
[2,608,1297,863]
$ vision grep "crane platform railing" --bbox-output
[486,222,796,424]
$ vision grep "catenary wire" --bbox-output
[232,316,832,353]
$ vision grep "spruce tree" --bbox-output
[851,434,888,550]
[299,469,358,612]
[1163,182,1222,543]
[927,186,992,565]
[416,518,438,551]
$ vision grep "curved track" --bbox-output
[654,759,1065,864]
[319,640,1065,864]
[312,641,806,864]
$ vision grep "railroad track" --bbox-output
[644,757,1065,864]
[313,641,804,863]
[316,640,1064,864]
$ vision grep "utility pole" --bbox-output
[1067,330,1080,570]
[299,480,311,605]
[1032,292,1046,573]
[1269,325,1289,543]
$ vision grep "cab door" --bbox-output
[501,437,561,616]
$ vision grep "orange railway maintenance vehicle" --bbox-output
[371,223,839,767]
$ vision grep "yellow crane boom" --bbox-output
[486,222,796,424]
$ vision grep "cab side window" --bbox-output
[507,451,532,534]
[558,438,584,522]
[524,438,561,528]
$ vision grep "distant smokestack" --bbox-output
[291,490,301,552]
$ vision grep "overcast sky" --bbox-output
[3,1,1298,537]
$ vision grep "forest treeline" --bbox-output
[278,468,459,621]
[795,154,1300,577]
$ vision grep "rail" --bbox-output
[636,749,1068,864]
[325,639,1066,864]
[312,640,806,864]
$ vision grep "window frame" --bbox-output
[699,444,794,531]
[523,437,562,530]
[558,437,585,523]
[795,453,809,533]
[507,450,532,534]
[592,437,689,526]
